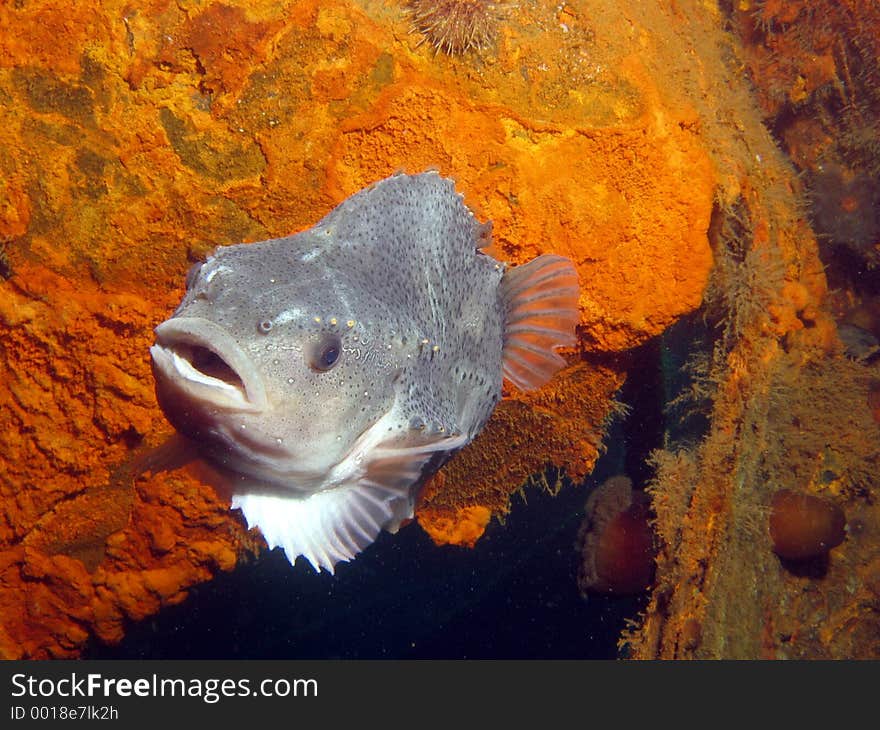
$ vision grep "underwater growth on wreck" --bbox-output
[632,177,880,658]
[732,0,880,269]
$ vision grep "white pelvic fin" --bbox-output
[232,432,468,574]
[500,254,580,392]
[232,484,395,575]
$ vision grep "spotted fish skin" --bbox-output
[150,172,579,573]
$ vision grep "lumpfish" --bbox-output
[150,172,579,573]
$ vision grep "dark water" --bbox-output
[86,478,642,659]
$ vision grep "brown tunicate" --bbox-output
[577,476,657,595]
[769,489,846,561]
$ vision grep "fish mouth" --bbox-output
[150,317,268,412]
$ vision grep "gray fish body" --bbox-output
[151,172,578,572]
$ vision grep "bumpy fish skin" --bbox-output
[150,172,578,572]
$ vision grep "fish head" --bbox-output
[150,241,399,490]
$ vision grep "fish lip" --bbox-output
[151,317,268,412]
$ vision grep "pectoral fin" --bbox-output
[500,254,580,391]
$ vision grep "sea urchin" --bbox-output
[406,0,503,56]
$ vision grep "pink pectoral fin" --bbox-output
[500,254,580,391]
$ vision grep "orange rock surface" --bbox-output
[0,0,715,657]
[418,504,492,549]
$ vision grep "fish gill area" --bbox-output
[0,0,878,658]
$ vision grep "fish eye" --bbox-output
[309,334,342,372]
[258,319,273,334]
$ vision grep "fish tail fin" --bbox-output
[500,254,580,392]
